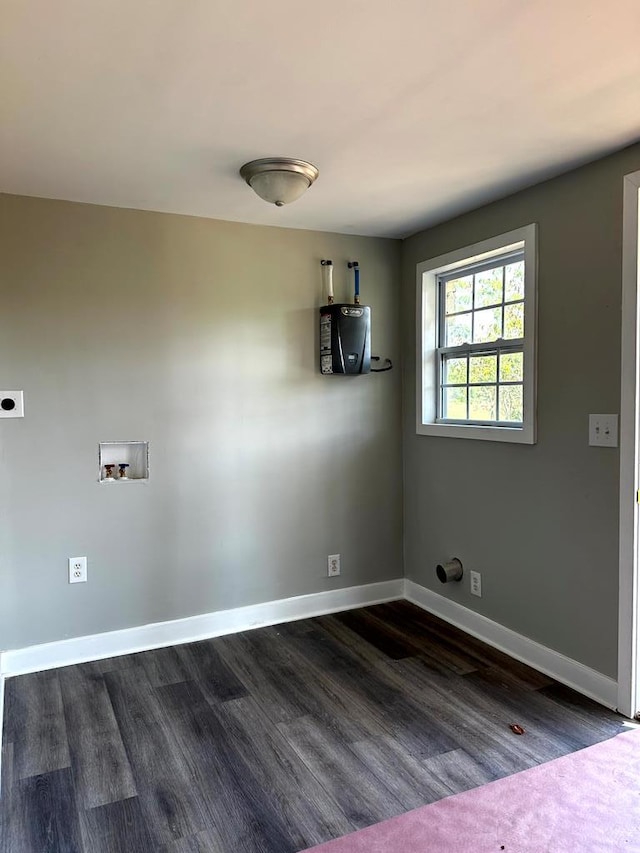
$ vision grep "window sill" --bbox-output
[417,421,535,444]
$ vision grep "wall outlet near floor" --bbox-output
[69,556,87,584]
[327,554,341,577]
[470,570,482,597]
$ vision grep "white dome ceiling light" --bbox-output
[239,157,319,207]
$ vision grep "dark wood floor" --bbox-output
[0,600,624,852]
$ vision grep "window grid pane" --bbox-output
[443,386,468,420]
[439,252,524,348]
[445,276,473,314]
[504,301,524,339]
[444,356,468,385]
[469,354,497,384]
[437,250,525,427]
[499,351,523,382]
[440,347,524,425]
[474,266,504,309]
[469,385,497,421]
[499,383,524,422]
[445,312,472,346]
[473,307,502,343]
[505,260,525,302]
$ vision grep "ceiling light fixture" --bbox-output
[239,157,319,207]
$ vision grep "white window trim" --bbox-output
[416,223,538,444]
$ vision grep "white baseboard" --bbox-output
[405,579,619,710]
[0,579,404,679]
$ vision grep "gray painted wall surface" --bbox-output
[0,195,402,650]
[403,142,640,680]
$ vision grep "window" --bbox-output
[416,224,537,443]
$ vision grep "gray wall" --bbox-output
[0,195,403,650]
[403,142,640,679]
[4,141,638,674]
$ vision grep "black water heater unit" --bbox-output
[319,303,371,375]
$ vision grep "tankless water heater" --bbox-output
[319,259,371,375]
[319,303,371,375]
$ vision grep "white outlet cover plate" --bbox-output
[470,570,482,597]
[0,390,24,418]
[69,556,88,584]
[328,554,341,577]
[589,414,618,447]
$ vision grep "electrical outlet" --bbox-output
[470,570,482,597]
[589,414,618,447]
[328,554,341,577]
[69,556,87,584]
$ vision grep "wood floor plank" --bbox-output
[313,614,393,667]
[433,663,617,763]
[175,638,248,702]
[3,768,83,853]
[367,603,489,675]
[241,625,385,744]
[277,621,459,759]
[272,623,396,735]
[422,748,494,797]
[159,828,226,853]
[332,608,422,660]
[350,733,456,810]
[329,607,479,677]
[539,681,622,719]
[104,667,208,848]
[463,667,620,751]
[0,741,15,851]
[156,679,297,853]
[372,602,496,673]
[536,682,624,741]
[1,740,14,807]
[378,656,600,777]
[140,645,193,688]
[278,714,404,830]
[319,608,481,679]
[219,695,355,849]
[214,630,312,723]
[58,666,137,809]
[79,796,155,853]
[4,671,70,780]
[69,728,136,813]
[381,601,554,688]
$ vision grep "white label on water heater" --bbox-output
[320,314,333,373]
[320,315,331,350]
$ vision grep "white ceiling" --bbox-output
[2,0,640,238]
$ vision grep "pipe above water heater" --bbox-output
[348,260,360,304]
[321,259,334,303]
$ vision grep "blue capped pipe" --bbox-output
[348,261,360,304]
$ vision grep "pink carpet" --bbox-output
[303,729,640,852]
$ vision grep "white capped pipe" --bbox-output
[321,259,334,303]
